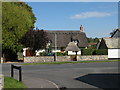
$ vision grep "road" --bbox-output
[2,62,119,89]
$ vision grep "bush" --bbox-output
[56,52,68,56]
[95,49,108,55]
[39,52,46,56]
[81,48,108,55]
[81,49,95,55]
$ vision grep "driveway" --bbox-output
[2,62,119,89]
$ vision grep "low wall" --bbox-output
[77,55,108,61]
[24,56,54,63]
[24,55,108,63]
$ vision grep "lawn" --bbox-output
[4,76,27,88]
[21,60,119,65]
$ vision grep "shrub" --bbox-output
[63,51,68,56]
[81,48,108,55]
[81,48,95,55]
[56,52,68,56]
[39,52,46,56]
[95,49,108,55]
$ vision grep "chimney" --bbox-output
[80,25,83,32]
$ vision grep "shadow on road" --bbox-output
[75,73,120,89]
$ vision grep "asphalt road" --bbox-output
[2,62,119,89]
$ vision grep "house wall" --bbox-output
[108,49,120,59]
[68,51,81,55]
[24,55,108,63]
[36,49,45,56]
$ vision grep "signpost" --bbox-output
[11,64,22,82]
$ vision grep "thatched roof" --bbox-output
[103,38,120,48]
[45,30,88,48]
[98,38,120,49]
[65,42,80,51]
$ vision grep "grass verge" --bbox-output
[4,76,27,88]
[21,60,119,65]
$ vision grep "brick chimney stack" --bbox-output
[80,25,83,32]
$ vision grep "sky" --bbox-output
[26,2,118,38]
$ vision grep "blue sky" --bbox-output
[27,2,118,38]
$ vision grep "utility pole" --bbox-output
[54,33,57,61]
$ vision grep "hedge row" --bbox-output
[81,49,108,55]
[39,52,68,56]
[39,49,107,56]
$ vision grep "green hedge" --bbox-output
[81,49,95,55]
[95,49,108,55]
[56,52,68,56]
[39,52,68,56]
[81,49,108,55]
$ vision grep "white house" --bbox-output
[65,42,81,55]
[97,38,120,59]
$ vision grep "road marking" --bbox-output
[46,79,59,89]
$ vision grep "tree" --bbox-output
[87,37,99,43]
[2,2,36,61]
[19,29,49,55]
[110,29,116,37]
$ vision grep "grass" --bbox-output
[21,60,120,65]
[4,76,27,88]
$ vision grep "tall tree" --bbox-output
[2,2,36,61]
[110,29,116,37]
[19,29,49,55]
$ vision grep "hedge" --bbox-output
[56,52,68,56]
[81,49,108,55]
[95,49,108,55]
[39,52,68,56]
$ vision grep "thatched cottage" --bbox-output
[35,25,88,56]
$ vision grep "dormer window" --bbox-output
[72,39,79,45]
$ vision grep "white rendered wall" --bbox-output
[23,48,29,56]
[52,49,61,53]
[108,49,120,58]
[68,51,81,55]
[36,49,45,56]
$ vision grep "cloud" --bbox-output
[70,12,111,19]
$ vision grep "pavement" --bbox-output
[0,75,4,90]
[22,76,59,88]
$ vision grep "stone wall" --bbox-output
[24,56,54,63]
[24,55,108,63]
[77,55,108,61]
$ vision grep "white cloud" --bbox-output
[70,12,111,19]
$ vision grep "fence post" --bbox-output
[11,64,13,78]
[19,67,22,82]
[54,53,56,62]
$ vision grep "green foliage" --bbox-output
[39,52,46,56]
[87,37,99,43]
[81,49,95,55]
[56,52,68,56]
[20,29,49,52]
[2,2,36,60]
[39,52,68,56]
[81,49,108,55]
[95,49,108,55]
[4,76,27,88]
